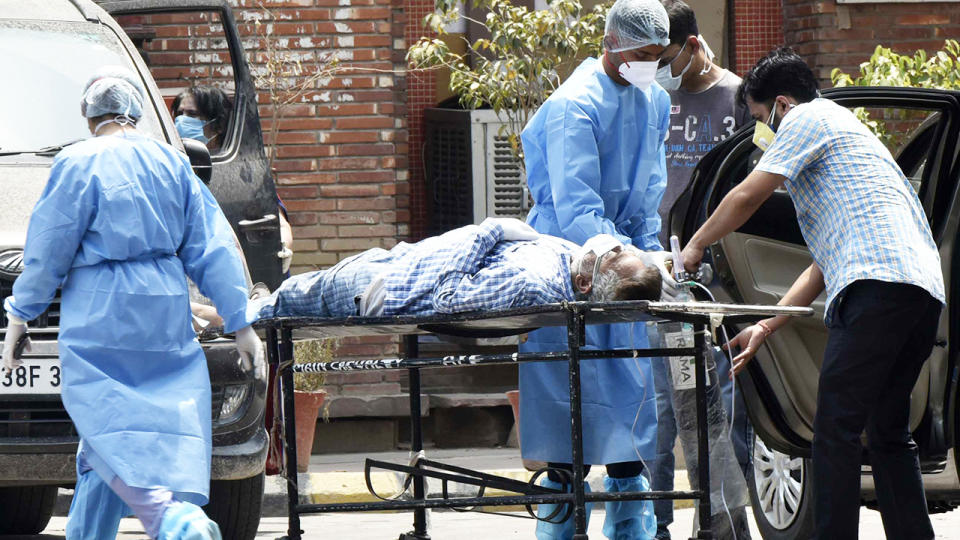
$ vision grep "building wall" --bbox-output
[781,0,960,85]
[731,0,784,75]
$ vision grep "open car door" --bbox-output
[98,0,284,290]
[670,87,960,537]
[673,87,960,458]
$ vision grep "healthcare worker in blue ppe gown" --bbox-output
[517,0,677,538]
[0,67,264,540]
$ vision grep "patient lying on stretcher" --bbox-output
[242,218,673,321]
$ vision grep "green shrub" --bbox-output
[293,339,335,392]
[407,0,609,163]
[831,40,960,148]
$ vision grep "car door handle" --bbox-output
[237,214,278,231]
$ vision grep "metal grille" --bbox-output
[487,132,526,218]
[0,278,61,330]
[0,400,75,439]
[425,117,473,236]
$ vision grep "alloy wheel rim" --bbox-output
[753,436,805,529]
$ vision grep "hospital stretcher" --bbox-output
[257,300,812,540]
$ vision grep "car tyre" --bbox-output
[0,485,57,534]
[747,434,816,539]
[204,471,264,540]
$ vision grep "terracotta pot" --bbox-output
[293,390,326,473]
[505,390,546,472]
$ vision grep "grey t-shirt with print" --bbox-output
[659,69,751,245]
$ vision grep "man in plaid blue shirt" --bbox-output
[248,218,665,321]
[681,48,944,539]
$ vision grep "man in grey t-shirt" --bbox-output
[649,2,752,539]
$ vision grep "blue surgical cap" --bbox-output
[80,65,146,119]
[604,0,670,53]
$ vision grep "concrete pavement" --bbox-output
[32,506,960,539]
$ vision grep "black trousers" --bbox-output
[546,460,644,483]
[813,280,941,540]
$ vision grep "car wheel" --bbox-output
[204,471,264,540]
[747,434,816,539]
[0,485,57,534]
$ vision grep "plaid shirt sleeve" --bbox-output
[755,108,828,181]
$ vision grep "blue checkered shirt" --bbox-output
[249,220,578,320]
[755,98,945,314]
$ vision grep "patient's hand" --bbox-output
[190,302,224,330]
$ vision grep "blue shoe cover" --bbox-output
[158,502,222,540]
[535,477,592,540]
[602,475,657,540]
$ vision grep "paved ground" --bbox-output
[29,506,960,539]
[32,447,960,538]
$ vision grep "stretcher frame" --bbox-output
[258,300,812,540]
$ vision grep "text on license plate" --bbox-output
[0,360,62,394]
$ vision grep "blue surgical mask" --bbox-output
[175,115,209,144]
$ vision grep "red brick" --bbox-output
[338,171,395,183]
[276,185,319,199]
[318,212,381,225]
[338,224,396,238]
[897,14,950,26]
[272,160,316,172]
[336,117,394,129]
[288,213,318,226]
[315,103,377,116]
[353,35,392,47]
[275,132,319,144]
[296,225,339,238]
[321,238,383,251]
[316,157,380,171]
[339,143,395,156]
[337,197,396,211]
[284,199,338,212]
[320,131,380,143]
[319,184,382,197]
[277,172,338,185]
[277,144,336,158]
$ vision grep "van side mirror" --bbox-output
[182,138,213,184]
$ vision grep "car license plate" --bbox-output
[0,359,62,394]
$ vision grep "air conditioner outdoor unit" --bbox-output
[423,108,529,236]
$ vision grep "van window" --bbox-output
[0,21,161,153]
[113,11,238,159]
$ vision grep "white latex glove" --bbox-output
[278,242,293,274]
[629,249,681,301]
[235,326,265,380]
[490,218,539,242]
[2,312,31,374]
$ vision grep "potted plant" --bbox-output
[291,338,334,473]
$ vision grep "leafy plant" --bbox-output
[407,0,609,164]
[293,339,336,392]
[831,40,960,148]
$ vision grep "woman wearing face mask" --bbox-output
[172,86,233,154]
[517,0,678,538]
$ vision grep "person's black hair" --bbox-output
[660,0,698,46]
[171,85,233,135]
[737,47,819,106]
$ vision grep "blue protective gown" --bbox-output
[518,57,670,465]
[5,133,252,505]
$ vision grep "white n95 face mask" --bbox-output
[575,234,622,276]
[618,60,659,91]
[655,42,691,91]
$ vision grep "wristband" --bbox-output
[756,320,773,337]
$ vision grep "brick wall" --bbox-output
[731,0,784,75]
[781,0,960,84]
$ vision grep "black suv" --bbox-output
[0,1,284,538]
[672,87,960,538]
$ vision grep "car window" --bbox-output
[113,11,238,160]
[0,20,162,153]
[848,106,940,194]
